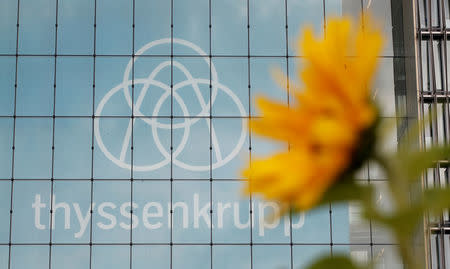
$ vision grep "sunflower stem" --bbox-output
[371,153,422,269]
[397,236,422,269]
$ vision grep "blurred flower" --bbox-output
[242,16,383,210]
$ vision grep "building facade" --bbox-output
[417,0,450,268]
[0,0,447,268]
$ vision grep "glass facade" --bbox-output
[417,0,450,268]
[0,0,416,268]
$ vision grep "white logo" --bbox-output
[94,38,247,172]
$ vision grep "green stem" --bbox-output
[397,236,422,269]
[372,153,422,269]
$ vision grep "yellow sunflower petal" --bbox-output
[242,14,382,211]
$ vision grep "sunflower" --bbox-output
[242,16,383,210]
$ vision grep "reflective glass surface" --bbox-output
[0,0,403,268]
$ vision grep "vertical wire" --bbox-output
[246,0,253,268]
[284,0,293,267]
[170,0,174,267]
[7,0,20,268]
[130,0,136,267]
[209,0,213,268]
[89,0,97,267]
[359,0,377,262]
[48,0,59,267]
[326,0,335,258]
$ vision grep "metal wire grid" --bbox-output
[0,0,401,268]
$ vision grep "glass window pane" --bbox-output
[326,0,342,17]
[212,181,250,243]
[251,135,285,161]
[371,181,396,244]
[250,58,287,116]
[252,245,290,269]
[293,245,331,268]
[51,246,90,269]
[369,158,389,180]
[213,245,251,269]
[93,118,132,179]
[92,181,130,243]
[132,245,170,269]
[333,245,371,267]
[173,0,209,55]
[252,197,290,243]
[18,0,55,54]
[0,181,11,243]
[292,205,331,244]
[332,202,370,244]
[373,59,396,117]
[172,181,210,243]
[326,0,361,19]
[10,246,48,269]
[96,0,132,55]
[364,0,393,56]
[55,57,93,116]
[172,245,210,269]
[54,118,92,179]
[0,0,17,53]
[57,0,94,54]
[331,203,371,244]
[373,245,403,269]
[250,0,286,56]
[12,181,51,243]
[133,57,171,118]
[211,0,247,55]
[0,57,15,116]
[287,0,323,56]
[95,57,132,117]
[0,246,8,268]
[135,0,171,55]
[14,118,53,179]
[211,58,249,117]
[172,57,210,117]
[133,117,171,180]
[133,181,170,243]
[374,118,398,157]
[172,117,210,180]
[211,119,248,179]
[0,119,13,179]
[17,57,54,116]
[287,57,305,102]
[52,181,91,243]
[91,246,130,269]
[355,164,369,180]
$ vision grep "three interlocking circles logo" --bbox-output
[94,38,247,172]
